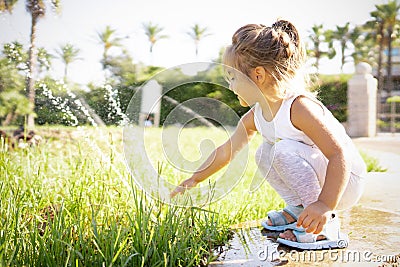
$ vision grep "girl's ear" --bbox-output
[252,66,267,85]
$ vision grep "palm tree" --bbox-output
[0,0,18,11]
[332,22,352,72]
[379,0,400,94]
[369,0,400,94]
[97,25,122,70]
[142,22,168,54]
[307,24,336,74]
[187,24,212,57]
[56,43,80,81]
[0,0,60,128]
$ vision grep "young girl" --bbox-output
[171,20,366,249]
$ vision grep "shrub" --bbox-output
[312,75,350,123]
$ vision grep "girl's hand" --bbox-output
[296,201,332,234]
[170,178,199,198]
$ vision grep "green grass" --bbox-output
[0,126,384,266]
[360,151,387,172]
[0,126,282,266]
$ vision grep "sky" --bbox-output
[0,0,385,85]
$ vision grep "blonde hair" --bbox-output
[223,20,311,98]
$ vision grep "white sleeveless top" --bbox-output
[253,94,366,176]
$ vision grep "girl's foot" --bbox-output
[279,229,325,242]
[266,210,296,226]
[261,205,304,231]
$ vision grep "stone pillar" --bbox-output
[347,62,378,137]
[139,79,162,127]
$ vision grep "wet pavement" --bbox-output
[210,134,400,266]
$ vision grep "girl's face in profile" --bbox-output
[225,67,260,107]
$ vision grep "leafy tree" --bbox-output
[349,25,376,66]
[105,49,137,84]
[3,42,51,75]
[1,43,57,125]
[187,24,212,57]
[0,57,30,126]
[3,41,28,71]
[0,90,31,126]
[0,0,61,128]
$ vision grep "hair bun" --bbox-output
[279,31,291,47]
[272,19,299,45]
[270,28,293,58]
[272,20,291,32]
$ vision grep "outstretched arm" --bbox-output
[170,109,257,198]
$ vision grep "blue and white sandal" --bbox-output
[277,214,349,250]
[261,205,304,231]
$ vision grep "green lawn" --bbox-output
[0,126,383,266]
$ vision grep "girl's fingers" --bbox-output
[305,219,319,233]
[170,180,195,198]
[170,186,185,198]
[170,179,199,198]
[301,215,313,229]
[314,222,324,235]
[297,209,313,228]
[296,213,304,227]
